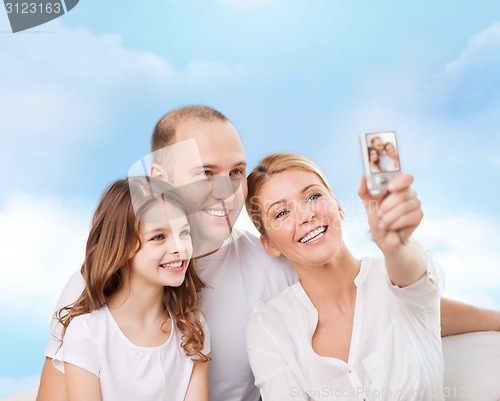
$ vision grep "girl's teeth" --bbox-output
[162,261,182,268]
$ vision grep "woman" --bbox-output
[53,177,210,401]
[245,153,444,401]
[383,141,400,171]
[367,146,381,173]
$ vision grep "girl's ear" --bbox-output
[128,240,140,260]
[260,235,282,258]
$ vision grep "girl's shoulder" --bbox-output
[66,307,108,336]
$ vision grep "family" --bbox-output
[36,106,500,401]
[367,135,400,173]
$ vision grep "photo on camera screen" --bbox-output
[364,131,400,173]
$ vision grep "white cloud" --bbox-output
[343,207,500,309]
[0,194,91,321]
[0,18,254,195]
[439,22,500,86]
[416,213,500,309]
[430,22,500,126]
[0,376,38,399]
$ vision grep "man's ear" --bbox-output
[260,235,282,258]
[150,162,165,178]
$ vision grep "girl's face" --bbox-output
[257,169,344,268]
[130,202,193,288]
[369,149,379,163]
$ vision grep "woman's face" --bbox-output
[385,142,397,158]
[369,149,379,163]
[257,169,344,268]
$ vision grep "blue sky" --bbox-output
[1,0,499,396]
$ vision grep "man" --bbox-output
[370,136,393,172]
[37,105,500,401]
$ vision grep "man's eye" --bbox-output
[230,168,244,176]
[274,210,289,220]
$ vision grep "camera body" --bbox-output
[360,130,401,195]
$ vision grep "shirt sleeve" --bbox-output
[387,253,444,310]
[246,307,309,401]
[44,271,85,358]
[52,313,101,378]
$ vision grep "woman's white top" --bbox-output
[246,257,444,401]
[53,306,210,401]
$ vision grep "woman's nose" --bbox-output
[297,205,315,225]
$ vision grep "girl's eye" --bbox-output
[179,229,191,237]
[151,234,165,241]
[199,170,213,177]
[274,210,289,220]
[307,193,322,202]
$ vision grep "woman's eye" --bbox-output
[151,234,165,241]
[274,210,289,220]
[198,170,213,177]
[307,193,321,202]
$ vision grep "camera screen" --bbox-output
[364,131,401,173]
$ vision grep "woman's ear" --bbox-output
[337,202,345,220]
[260,235,282,258]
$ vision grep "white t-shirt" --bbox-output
[45,229,297,401]
[195,229,298,401]
[379,152,394,172]
[246,257,445,401]
[52,306,210,401]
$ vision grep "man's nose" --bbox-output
[209,176,239,201]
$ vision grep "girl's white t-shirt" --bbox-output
[53,306,210,401]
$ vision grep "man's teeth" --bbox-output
[161,261,183,269]
[204,209,227,217]
[299,226,326,243]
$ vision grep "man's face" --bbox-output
[151,119,247,255]
[372,138,385,155]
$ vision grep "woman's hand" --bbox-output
[358,173,427,287]
[358,173,423,252]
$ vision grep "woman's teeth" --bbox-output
[299,226,326,243]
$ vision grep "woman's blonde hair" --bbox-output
[56,177,209,362]
[246,152,336,235]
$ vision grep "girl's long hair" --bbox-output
[56,177,209,361]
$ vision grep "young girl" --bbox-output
[367,146,381,173]
[245,153,444,401]
[53,177,210,401]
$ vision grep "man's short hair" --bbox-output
[151,105,230,153]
